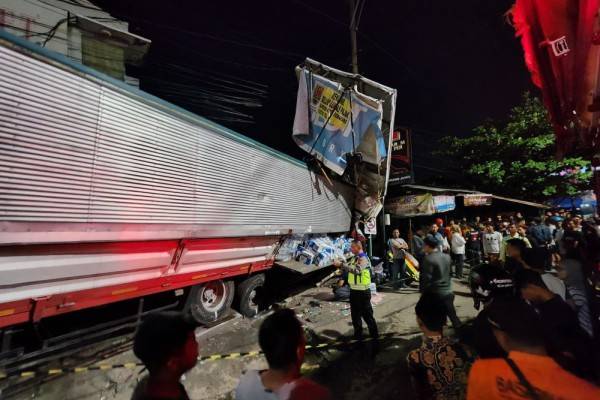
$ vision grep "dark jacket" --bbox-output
[466,229,482,251]
[536,295,595,379]
[419,250,452,295]
[471,308,506,359]
[528,224,552,246]
[411,235,425,258]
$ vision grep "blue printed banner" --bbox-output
[434,195,456,213]
[292,69,386,175]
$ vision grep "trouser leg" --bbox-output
[470,250,480,266]
[455,254,464,278]
[399,259,408,287]
[349,290,364,339]
[541,247,551,270]
[390,260,400,287]
[360,290,379,338]
[442,293,461,329]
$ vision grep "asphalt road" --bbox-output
[13,278,479,400]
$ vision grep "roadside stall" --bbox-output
[384,185,550,242]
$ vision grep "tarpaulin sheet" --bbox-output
[386,194,436,217]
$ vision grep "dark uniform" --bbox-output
[420,249,461,329]
[342,251,379,340]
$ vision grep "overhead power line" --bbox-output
[291,0,413,75]
[151,35,290,72]
[157,62,269,92]
[101,13,306,61]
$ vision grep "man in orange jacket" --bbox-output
[466,297,600,400]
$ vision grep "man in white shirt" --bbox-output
[388,229,409,289]
[450,225,466,278]
[482,224,503,263]
[236,309,331,400]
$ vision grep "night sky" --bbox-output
[94,0,535,181]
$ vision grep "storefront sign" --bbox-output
[463,194,493,207]
[388,128,413,185]
[386,194,435,217]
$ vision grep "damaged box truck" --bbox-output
[0,29,396,353]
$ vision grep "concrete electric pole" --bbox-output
[349,0,360,74]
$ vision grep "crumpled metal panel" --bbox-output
[0,41,353,244]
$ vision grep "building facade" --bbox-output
[0,0,150,86]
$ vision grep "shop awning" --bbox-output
[490,195,550,209]
[387,185,550,214]
[401,184,479,193]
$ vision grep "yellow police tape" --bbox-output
[0,333,406,381]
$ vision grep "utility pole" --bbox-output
[349,0,359,74]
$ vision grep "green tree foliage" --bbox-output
[437,94,591,201]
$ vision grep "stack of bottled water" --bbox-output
[289,235,351,267]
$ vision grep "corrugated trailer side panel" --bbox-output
[0,32,353,246]
[0,31,354,325]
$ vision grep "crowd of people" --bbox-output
[129,210,600,400]
[401,210,600,399]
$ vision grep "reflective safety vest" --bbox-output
[347,256,372,291]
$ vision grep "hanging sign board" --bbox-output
[463,194,493,207]
[388,128,413,185]
[386,194,435,217]
[292,69,387,175]
[365,218,377,235]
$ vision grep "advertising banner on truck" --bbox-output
[292,69,387,175]
[388,128,413,185]
[386,194,435,217]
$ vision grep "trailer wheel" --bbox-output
[186,280,235,324]
[237,274,265,318]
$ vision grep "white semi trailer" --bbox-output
[0,28,396,341]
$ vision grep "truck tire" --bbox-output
[237,274,265,318]
[186,280,235,325]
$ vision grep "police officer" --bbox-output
[334,241,379,340]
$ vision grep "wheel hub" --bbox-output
[204,289,217,304]
[199,282,226,313]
